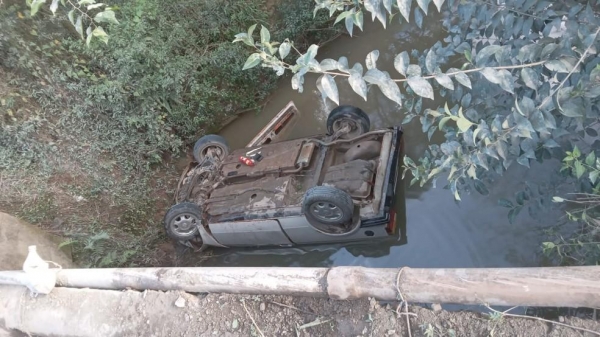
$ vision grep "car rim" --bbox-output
[171,212,199,236]
[309,202,343,222]
[333,118,362,138]
[202,145,225,160]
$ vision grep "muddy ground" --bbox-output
[4,289,599,337]
[128,293,600,337]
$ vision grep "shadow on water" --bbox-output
[178,17,563,269]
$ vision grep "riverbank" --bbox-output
[1,287,598,336]
[0,0,340,268]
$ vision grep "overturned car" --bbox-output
[164,103,404,250]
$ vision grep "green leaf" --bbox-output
[378,79,402,106]
[86,32,93,47]
[416,0,431,15]
[480,68,513,93]
[438,116,453,130]
[335,10,353,24]
[366,50,379,70]
[448,68,471,89]
[434,73,454,90]
[425,49,437,74]
[68,9,75,25]
[260,25,270,44]
[394,52,409,76]
[92,26,108,44]
[496,141,508,160]
[517,44,541,62]
[574,161,585,179]
[473,180,489,195]
[456,117,473,132]
[75,15,84,39]
[354,11,364,31]
[585,152,596,166]
[50,0,59,14]
[305,45,319,63]
[464,49,472,63]
[498,198,513,208]
[407,77,434,100]
[559,101,584,118]
[279,42,291,59]
[345,15,354,36]
[433,0,445,12]
[321,74,339,105]
[242,53,261,70]
[544,60,571,73]
[508,206,522,224]
[349,73,368,101]
[383,0,393,13]
[363,68,388,86]
[94,10,119,24]
[30,0,46,16]
[521,68,540,90]
[87,3,104,10]
[397,0,411,22]
[475,45,502,66]
[247,24,257,37]
[590,170,599,184]
[572,146,581,158]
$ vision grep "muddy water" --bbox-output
[190,19,561,269]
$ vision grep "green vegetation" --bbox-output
[236,0,600,265]
[0,0,339,266]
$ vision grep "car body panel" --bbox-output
[278,216,389,244]
[208,219,292,247]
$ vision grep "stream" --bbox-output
[181,18,562,270]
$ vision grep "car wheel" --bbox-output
[326,106,370,139]
[164,202,202,241]
[303,186,354,229]
[193,134,229,163]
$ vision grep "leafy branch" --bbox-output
[26,0,118,46]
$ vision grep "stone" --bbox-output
[432,303,442,312]
[260,303,266,311]
[174,296,186,308]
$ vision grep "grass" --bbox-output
[0,0,340,267]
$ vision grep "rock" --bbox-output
[432,303,442,312]
[386,330,396,335]
[559,316,565,323]
[232,319,239,330]
[185,314,190,322]
[175,296,186,308]
[260,303,266,311]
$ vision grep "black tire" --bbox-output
[163,202,202,241]
[303,186,354,228]
[193,134,229,163]
[326,106,370,139]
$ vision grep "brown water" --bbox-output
[186,19,562,269]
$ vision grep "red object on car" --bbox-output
[239,156,255,167]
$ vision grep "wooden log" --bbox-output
[326,266,600,307]
[55,267,329,297]
[1,266,600,307]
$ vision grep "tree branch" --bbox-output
[539,26,600,109]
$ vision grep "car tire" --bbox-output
[326,106,370,139]
[303,186,354,228]
[193,134,229,163]
[164,202,202,241]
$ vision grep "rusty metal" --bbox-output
[295,142,316,168]
[247,101,299,147]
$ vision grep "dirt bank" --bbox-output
[1,286,598,337]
